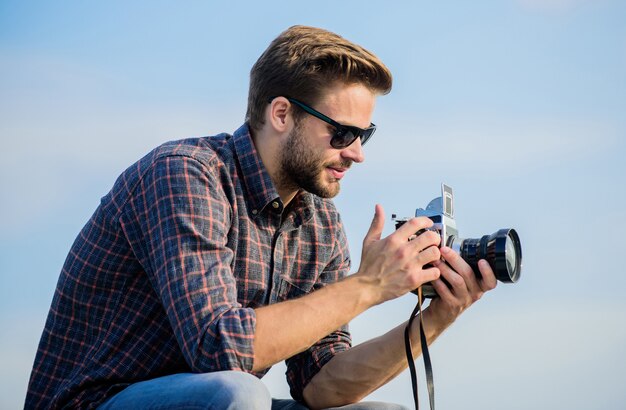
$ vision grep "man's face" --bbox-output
[277,83,376,199]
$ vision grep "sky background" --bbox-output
[1,0,625,408]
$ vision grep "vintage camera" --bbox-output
[394,184,522,298]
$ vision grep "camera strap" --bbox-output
[404,286,435,410]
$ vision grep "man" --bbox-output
[26,26,496,409]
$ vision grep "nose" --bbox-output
[340,137,365,163]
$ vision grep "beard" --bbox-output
[277,123,351,199]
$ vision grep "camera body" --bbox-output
[394,184,522,298]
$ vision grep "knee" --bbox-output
[210,371,272,410]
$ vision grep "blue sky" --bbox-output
[1,0,625,408]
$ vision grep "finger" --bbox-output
[410,230,441,254]
[413,266,441,287]
[395,216,434,241]
[363,204,385,245]
[430,276,454,301]
[440,246,481,294]
[415,244,441,267]
[434,259,469,295]
[477,259,498,291]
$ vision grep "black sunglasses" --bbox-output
[269,96,376,149]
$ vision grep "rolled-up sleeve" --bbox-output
[119,154,256,372]
[285,215,353,402]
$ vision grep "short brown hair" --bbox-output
[246,25,393,132]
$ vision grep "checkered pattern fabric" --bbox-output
[26,124,352,408]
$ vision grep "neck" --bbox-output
[251,126,299,206]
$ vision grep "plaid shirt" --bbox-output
[26,124,352,409]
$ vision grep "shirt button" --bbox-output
[252,209,258,215]
[272,201,280,209]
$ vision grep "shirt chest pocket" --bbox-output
[274,274,316,303]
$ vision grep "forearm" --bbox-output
[302,304,451,409]
[252,208,446,396]
[252,274,378,372]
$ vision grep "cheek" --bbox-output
[304,117,336,148]
[304,140,331,165]
[316,150,339,169]
[293,121,337,166]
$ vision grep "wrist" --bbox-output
[344,271,384,309]
[421,302,455,336]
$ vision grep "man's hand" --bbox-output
[253,204,442,373]
[426,246,498,326]
[301,209,499,409]
[356,204,442,305]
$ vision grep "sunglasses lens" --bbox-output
[331,125,377,148]
[331,128,357,149]
[360,127,376,146]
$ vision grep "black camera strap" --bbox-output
[404,286,435,410]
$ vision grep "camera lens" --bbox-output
[459,228,522,283]
[505,234,518,279]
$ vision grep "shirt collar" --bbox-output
[232,123,283,217]
[232,123,316,224]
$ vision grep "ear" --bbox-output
[267,97,294,133]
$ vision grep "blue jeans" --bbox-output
[98,372,408,410]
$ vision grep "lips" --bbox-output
[327,166,348,179]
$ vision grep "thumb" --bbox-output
[363,204,385,245]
